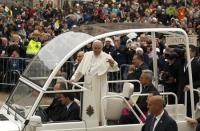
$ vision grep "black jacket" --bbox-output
[45,97,65,121]
[57,102,81,121]
[128,63,149,92]
[128,63,149,80]
[136,83,159,114]
[111,46,130,66]
[142,111,178,131]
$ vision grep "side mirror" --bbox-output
[29,116,42,127]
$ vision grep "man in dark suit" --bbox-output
[184,45,200,117]
[128,53,149,92]
[128,54,149,80]
[136,70,159,115]
[58,92,81,121]
[161,48,183,104]
[45,82,66,121]
[119,70,159,124]
[142,95,178,131]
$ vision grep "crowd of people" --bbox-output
[0,0,200,58]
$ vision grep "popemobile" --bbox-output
[0,23,197,131]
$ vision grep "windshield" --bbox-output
[6,81,39,118]
[22,31,92,86]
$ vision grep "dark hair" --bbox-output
[62,92,75,101]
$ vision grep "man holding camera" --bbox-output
[160,47,184,104]
[184,45,200,117]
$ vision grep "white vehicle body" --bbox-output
[0,23,196,131]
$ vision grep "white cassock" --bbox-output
[71,51,119,122]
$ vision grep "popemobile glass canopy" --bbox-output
[22,23,170,87]
[23,31,93,87]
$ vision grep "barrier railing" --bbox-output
[0,57,131,91]
[0,57,30,86]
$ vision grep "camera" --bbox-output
[160,71,172,82]
[164,51,177,60]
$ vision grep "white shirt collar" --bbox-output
[66,102,73,110]
[156,110,164,120]
[153,110,165,131]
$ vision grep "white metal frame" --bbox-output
[42,28,193,117]
[101,92,179,126]
[107,80,142,93]
[101,95,142,125]
[130,92,178,105]
[19,28,194,130]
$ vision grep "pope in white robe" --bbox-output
[71,40,119,122]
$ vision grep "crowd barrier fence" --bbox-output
[0,57,131,92]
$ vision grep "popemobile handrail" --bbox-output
[101,95,143,126]
[100,92,178,126]
[107,80,142,93]
[75,80,142,93]
[185,87,200,113]
[28,76,66,80]
[185,88,200,117]
[130,92,178,105]
[129,92,178,122]
[24,78,141,93]
[132,92,178,103]
[192,89,200,94]
[26,76,88,91]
